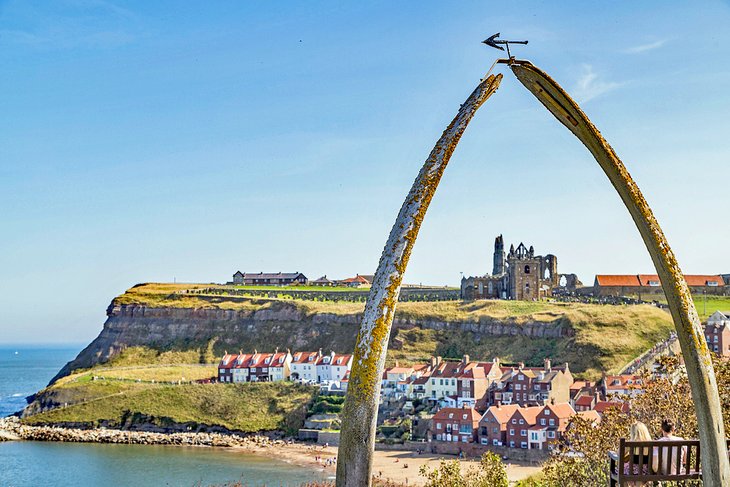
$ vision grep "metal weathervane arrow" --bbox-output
[482,32,528,59]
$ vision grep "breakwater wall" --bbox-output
[0,417,282,448]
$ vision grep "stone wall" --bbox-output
[374,439,547,462]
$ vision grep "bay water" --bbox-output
[0,346,329,486]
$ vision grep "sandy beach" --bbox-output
[256,443,542,486]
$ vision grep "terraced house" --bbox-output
[705,311,730,356]
[431,406,481,443]
[489,359,573,407]
[217,349,351,384]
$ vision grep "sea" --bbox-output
[0,346,330,486]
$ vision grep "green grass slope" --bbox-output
[25,365,316,434]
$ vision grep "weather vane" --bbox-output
[483,33,528,59]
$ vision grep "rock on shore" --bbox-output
[0,416,283,448]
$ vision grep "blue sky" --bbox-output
[1,1,729,344]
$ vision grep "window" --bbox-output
[440,379,444,386]
[436,423,442,430]
[521,429,526,436]
[251,367,256,372]
[548,431,555,438]
[549,419,555,426]
[509,429,515,436]
[519,375,524,380]
[493,427,498,433]
[540,419,546,426]
[519,419,524,425]
[511,419,516,424]
[524,265,530,274]
[448,413,453,419]
[515,384,521,391]
[446,424,452,432]
[461,436,468,443]
[510,441,515,448]
[219,369,225,374]
[431,379,435,385]
[544,410,550,415]
[462,414,467,420]
[459,424,472,433]
[521,441,527,449]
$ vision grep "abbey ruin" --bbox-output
[460,235,581,300]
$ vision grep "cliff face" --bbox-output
[50,300,571,385]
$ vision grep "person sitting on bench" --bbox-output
[654,418,687,475]
[623,421,656,486]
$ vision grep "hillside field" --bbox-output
[25,365,316,434]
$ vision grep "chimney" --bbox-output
[239,350,243,355]
[318,348,323,356]
[275,347,279,354]
[430,357,437,368]
[462,354,470,364]
[254,349,258,355]
[437,356,443,366]
[544,358,552,372]
[395,360,399,367]
[518,362,525,369]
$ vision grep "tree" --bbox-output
[542,407,631,487]
[419,452,508,487]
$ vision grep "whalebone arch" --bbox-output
[336,60,729,487]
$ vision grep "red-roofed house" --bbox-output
[315,351,353,383]
[478,404,519,446]
[601,375,644,398]
[431,407,481,443]
[528,403,576,450]
[290,351,321,382]
[573,394,597,412]
[505,406,543,449]
[705,311,730,356]
[455,357,502,409]
[594,400,630,416]
[340,275,370,287]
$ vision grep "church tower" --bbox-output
[492,234,505,276]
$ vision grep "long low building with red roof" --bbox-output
[593,273,726,297]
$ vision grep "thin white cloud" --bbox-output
[625,39,667,54]
[572,64,622,104]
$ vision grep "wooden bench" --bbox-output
[609,438,730,486]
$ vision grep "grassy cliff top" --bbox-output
[114,282,674,321]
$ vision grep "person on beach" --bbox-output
[622,421,655,486]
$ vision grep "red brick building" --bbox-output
[478,404,519,446]
[431,407,481,443]
[505,406,542,449]
[705,311,730,356]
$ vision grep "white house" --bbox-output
[290,351,321,382]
